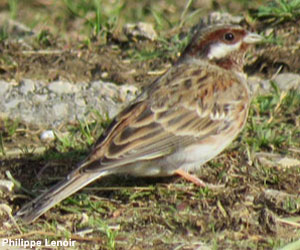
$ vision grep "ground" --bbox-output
[0,0,300,249]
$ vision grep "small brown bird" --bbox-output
[16,23,262,223]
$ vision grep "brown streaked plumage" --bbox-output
[15,23,262,223]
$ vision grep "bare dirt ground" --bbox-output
[0,1,300,249]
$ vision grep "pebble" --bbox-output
[274,73,300,91]
[249,73,300,95]
[53,103,68,117]
[20,79,35,94]
[123,22,158,41]
[40,130,55,142]
[48,81,78,94]
[0,81,11,96]
[33,94,48,103]
[0,180,14,192]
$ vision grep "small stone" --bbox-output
[256,152,300,168]
[20,79,35,94]
[5,99,21,109]
[40,130,55,142]
[249,73,300,96]
[101,72,108,78]
[75,98,86,107]
[53,103,68,117]
[124,22,158,41]
[48,81,79,94]
[0,81,11,96]
[33,94,48,103]
[274,73,300,91]
[0,180,14,192]
[0,204,12,216]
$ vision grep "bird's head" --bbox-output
[180,24,263,71]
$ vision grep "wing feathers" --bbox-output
[83,63,245,172]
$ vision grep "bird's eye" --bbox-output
[224,32,235,41]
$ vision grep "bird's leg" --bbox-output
[174,169,206,187]
[174,169,225,189]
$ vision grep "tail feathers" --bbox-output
[15,171,108,223]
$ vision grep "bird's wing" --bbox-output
[81,62,246,172]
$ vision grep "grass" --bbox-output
[256,0,300,23]
[129,35,190,62]
[246,82,300,152]
[0,0,300,249]
[63,0,124,39]
[8,0,18,19]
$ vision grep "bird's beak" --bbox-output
[243,32,264,44]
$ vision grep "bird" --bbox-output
[15,23,262,223]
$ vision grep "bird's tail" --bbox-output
[15,170,108,223]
